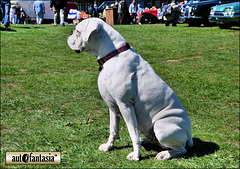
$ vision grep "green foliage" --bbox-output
[1,24,239,168]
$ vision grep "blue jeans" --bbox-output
[1,0,10,24]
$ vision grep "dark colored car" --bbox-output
[209,2,240,29]
[179,0,208,24]
[181,0,239,27]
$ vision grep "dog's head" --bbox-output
[68,18,127,58]
[67,19,100,54]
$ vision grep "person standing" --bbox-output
[16,5,21,24]
[129,0,137,24]
[117,0,122,25]
[163,0,180,26]
[50,0,67,26]
[33,1,45,24]
[88,4,96,17]
[120,0,130,24]
[94,4,99,17]
[10,5,16,24]
[137,3,144,13]
[1,0,11,28]
[20,8,26,24]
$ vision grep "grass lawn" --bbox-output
[1,23,239,168]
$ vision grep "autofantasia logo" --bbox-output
[6,152,61,165]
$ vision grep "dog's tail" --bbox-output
[187,135,193,148]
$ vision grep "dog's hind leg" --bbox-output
[99,109,120,152]
[153,119,190,160]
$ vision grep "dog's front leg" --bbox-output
[118,102,141,161]
[99,108,120,151]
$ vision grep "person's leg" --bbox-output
[172,19,177,26]
[13,15,16,24]
[117,13,122,25]
[60,8,65,25]
[4,1,10,27]
[16,18,20,24]
[36,14,39,24]
[39,13,44,24]
[1,1,5,23]
[54,8,58,26]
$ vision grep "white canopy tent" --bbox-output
[12,0,54,19]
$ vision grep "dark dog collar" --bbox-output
[97,43,130,66]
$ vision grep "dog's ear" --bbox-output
[76,19,99,42]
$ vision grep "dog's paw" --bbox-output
[155,148,187,160]
[127,152,140,161]
[98,143,113,152]
[155,150,171,161]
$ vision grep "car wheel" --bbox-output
[219,24,232,29]
[140,14,152,24]
[202,11,214,27]
[203,19,214,27]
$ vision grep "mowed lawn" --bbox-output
[1,23,239,168]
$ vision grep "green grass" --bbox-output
[1,23,239,168]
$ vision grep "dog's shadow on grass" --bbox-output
[141,138,220,160]
[112,145,132,150]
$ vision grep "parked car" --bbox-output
[181,0,239,27]
[139,8,158,24]
[179,0,208,24]
[209,2,240,29]
[139,5,168,24]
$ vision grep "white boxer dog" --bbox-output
[67,18,193,161]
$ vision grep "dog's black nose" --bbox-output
[70,31,74,35]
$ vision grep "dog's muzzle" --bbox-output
[67,31,82,53]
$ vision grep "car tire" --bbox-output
[202,10,214,27]
[140,14,153,24]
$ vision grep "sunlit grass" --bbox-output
[1,23,239,168]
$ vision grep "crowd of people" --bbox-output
[1,0,67,28]
[99,0,181,26]
[1,0,184,28]
[101,0,143,25]
[1,1,28,27]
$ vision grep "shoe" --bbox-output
[4,23,10,28]
[54,24,57,26]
